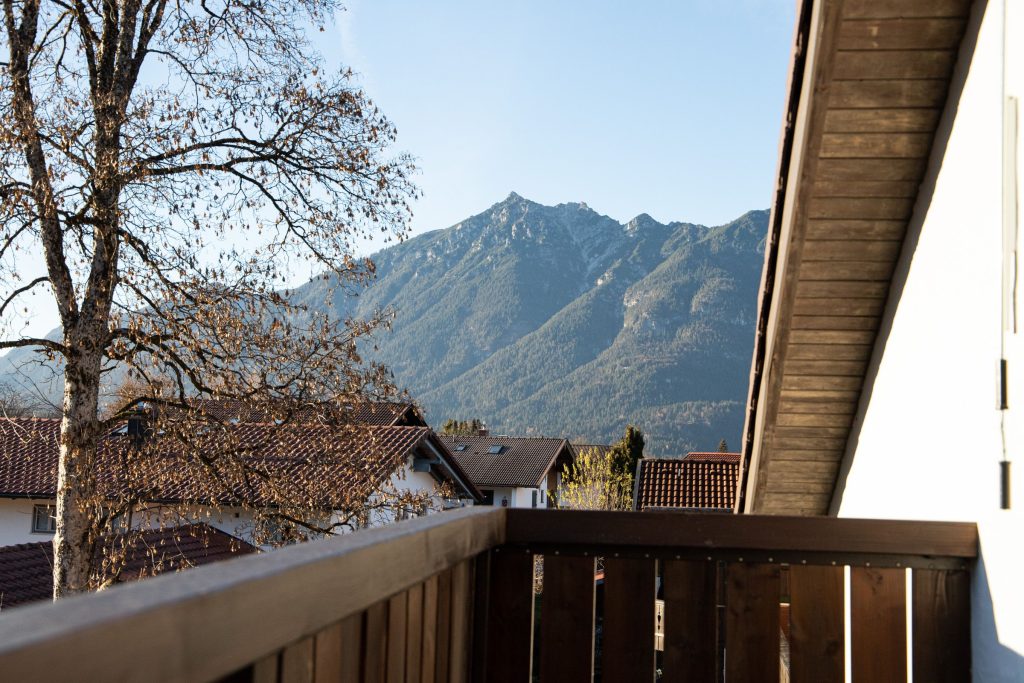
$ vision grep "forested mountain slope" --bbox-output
[297,193,767,455]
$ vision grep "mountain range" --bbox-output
[296,193,768,455]
[1,193,767,456]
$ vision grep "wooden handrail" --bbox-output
[0,507,980,682]
[0,506,506,683]
[505,509,978,566]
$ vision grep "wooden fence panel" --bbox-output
[725,563,780,683]
[434,569,452,682]
[539,554,596,681]
[386,592,408,683]
[313,623,342,683]
[662,560,718,681]
[338,612,364,683]
[281,637,314,683]
[364,601,389,683]
[405,583,424,683]
[253,654,280,683]
[421,576,439,683]
[789,564,844,683]
[602,557,656,682]
[449,560,473,683]
[913,569,971,683]
[851,567,906,682]
[483,549,535,683]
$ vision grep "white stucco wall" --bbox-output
[833,2,1023,679]
[0,499,55,547]
[478,486,547,509]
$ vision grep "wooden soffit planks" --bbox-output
[742,0,974,515]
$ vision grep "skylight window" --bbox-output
[488,445,503,454]
[455,444,468,452]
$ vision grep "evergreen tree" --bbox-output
[718,438,729,452]
[609,425,645,478]
[441,418,484,436]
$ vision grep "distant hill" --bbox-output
[1,194,767,456]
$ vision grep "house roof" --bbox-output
[438,435,572,489]
[634,457,739,512]
[682,452,741,463]
[739,0,976,515]
[0,524,255,610]
[0,419,480,505]
[165,398,426,427]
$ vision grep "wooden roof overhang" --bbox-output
[739,0,976,515]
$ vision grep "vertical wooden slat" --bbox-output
[434,569,452,682]
[725,563,780,683]
[539,554,596,681]
[913,569,971,683]
[662,560,717,681]
[602,557,656,682]
[484,549,535,683]
[253,654,280,683]
[471,552,492,683]
[339,612,364,683]
[851,567,907,682]
[364,601,389,683]
[789,565,844,683]
[421,575,439,683]
[314,623,343,683]
[406,583,424,683]
[449,560,473,683]
[281,638,314,683]
[387,592,408,683]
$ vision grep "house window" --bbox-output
[480,490,495,506]
[531,490,538,508]
[32,505,56,534]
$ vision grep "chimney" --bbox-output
[127,413,147,438]
[478,428,489,437]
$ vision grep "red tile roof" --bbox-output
[634,457,739,511]
[0,524,255,609]
[438,435,572,489]
[0,418,479,505]
[682,451,741,462]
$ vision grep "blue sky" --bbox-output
[327,0,797,235]
[13,2,796,340]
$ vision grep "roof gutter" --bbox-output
[737,0,816,514]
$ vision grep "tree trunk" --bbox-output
[53,333,104,598]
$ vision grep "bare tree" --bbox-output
[0,380,56,416]
[0,1,418,597]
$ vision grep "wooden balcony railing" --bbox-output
[0,507,977,682]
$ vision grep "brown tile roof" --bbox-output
[0,418,479,505]
[0,524,255,610]
[633,457,739,512]
[173,398,425,427]
[0,418,60,498]
[438,435,572,489]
